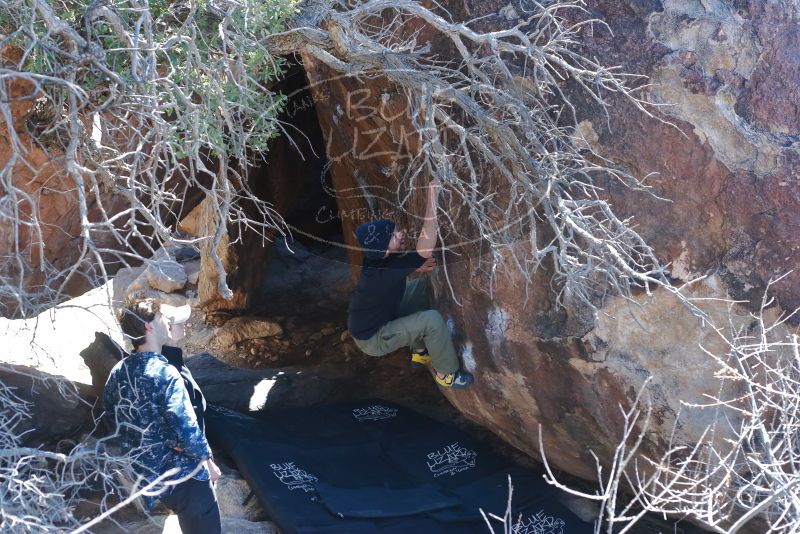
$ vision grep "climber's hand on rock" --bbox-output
[416,256,437,274]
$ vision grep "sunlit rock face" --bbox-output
[300,0,799,479]
[0,53,130,317]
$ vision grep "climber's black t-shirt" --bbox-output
[347,251,428,340]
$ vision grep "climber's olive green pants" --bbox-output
[352,279,460,374]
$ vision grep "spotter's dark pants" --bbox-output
[161,478,221,534]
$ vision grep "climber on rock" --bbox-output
[104,297,222,533]
[347,179,474,389]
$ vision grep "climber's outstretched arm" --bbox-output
[416,179,441,259]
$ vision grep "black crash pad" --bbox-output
[205,400,593,534]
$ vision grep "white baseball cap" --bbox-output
[161,303,192,325]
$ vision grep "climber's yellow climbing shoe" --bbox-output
[410,350,431,368]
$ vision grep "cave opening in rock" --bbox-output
[219,54,356,363]
[244,54,343,249]
[266,60,343,252]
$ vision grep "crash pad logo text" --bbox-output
[352,404,399,422]
[270,462,318,492]
[426,442,477,477]
[515,510,566,534]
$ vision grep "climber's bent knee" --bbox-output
[352,334,390,357]
[418,309,445,328]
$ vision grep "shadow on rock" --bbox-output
[186,352,355,412]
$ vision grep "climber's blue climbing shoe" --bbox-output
[434,370,474,389]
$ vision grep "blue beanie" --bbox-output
[355,219,395,260]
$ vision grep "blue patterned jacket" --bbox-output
[103,351,211,510]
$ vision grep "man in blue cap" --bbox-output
[347,179,474,389]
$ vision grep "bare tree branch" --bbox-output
[0,0,296,317]
[0,365,206,532]
[280,0,697,315]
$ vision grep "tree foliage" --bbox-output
[0,0,296,316]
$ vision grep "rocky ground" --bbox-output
[182,236,459,421]
[0,236,477,532]
[0,235,706,533]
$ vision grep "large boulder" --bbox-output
[0,281,128,445]
[0,365,94,446]
[0,283,124,385]
[0,47,131,318]
[79,332,127,400]
[300,0,800,481]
